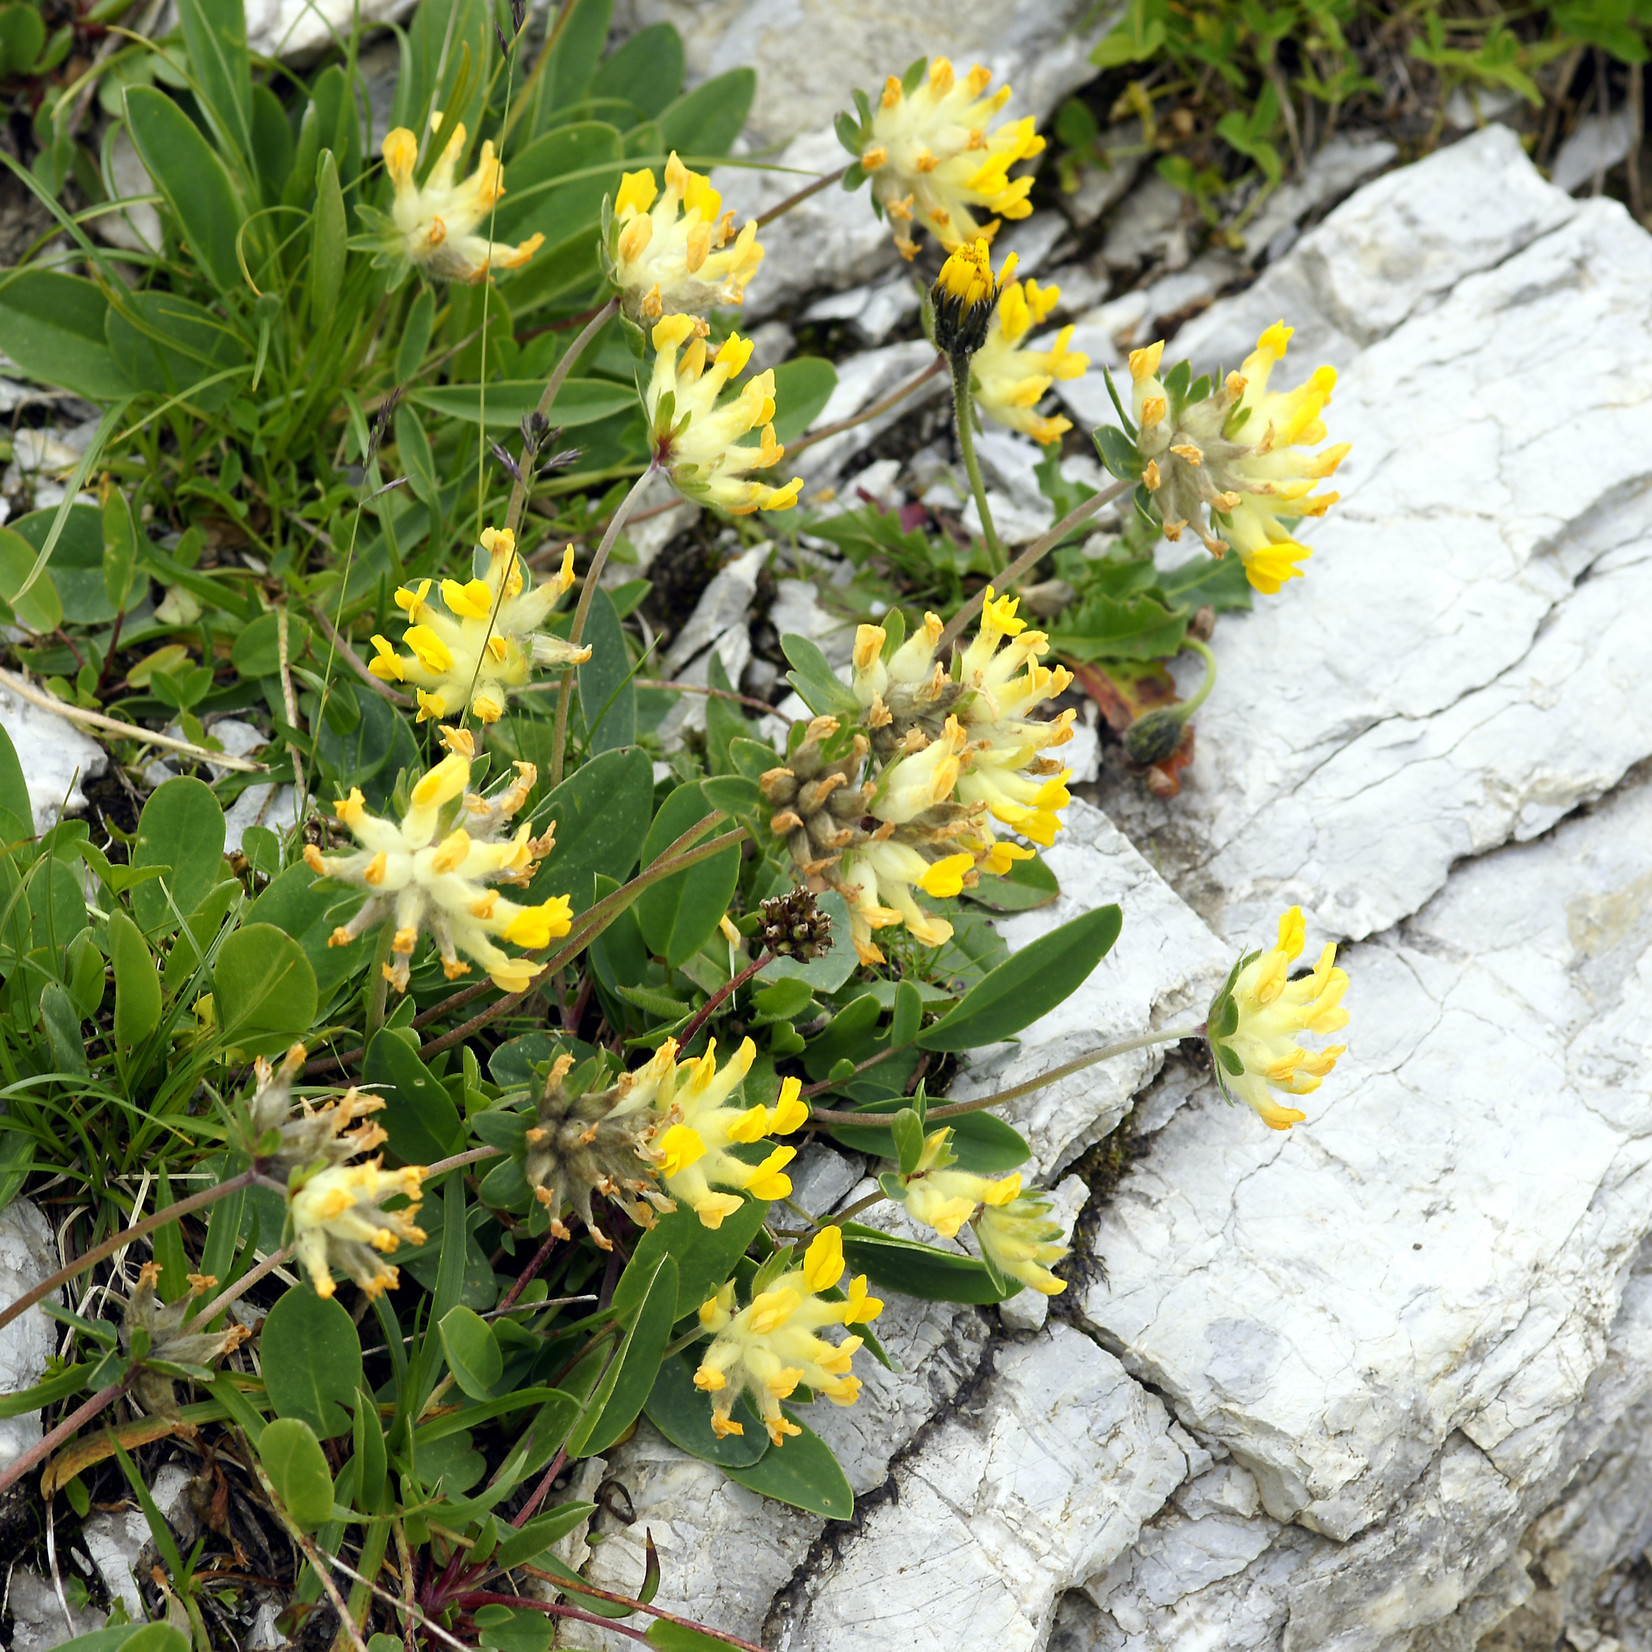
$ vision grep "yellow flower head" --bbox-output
[369,527,588,724]
[304,735,570,992]
[1128,322,1349,593]
[861,58,1043,258]
[900,1126,1021,1238]
[379,118,544,284]
[1207,905,1350,1130]
[290,1160,426,1299]
[932,237,1018,358]
[648,1038,809,1227]
[647,316,802,514]
[972,278,1087,445]
[693,1226,882,1445]
[977,1192,1069,1296]
[610,153,764,321]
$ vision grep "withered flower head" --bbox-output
[758,887,834,961]
[244,1043,390,1180]
[122,1263,251,1420]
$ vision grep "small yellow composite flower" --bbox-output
[646,316,803,514]
[369,527,589,724]
[1207,906,1351,1130]
[379,118,544,283]
[304,732,571,992]
[931,237,1018,359]
[971,276,1087,446]
[651,1038,809,1227]
[861,58,1044,259]
[1129,322,1350,594]
[610,153,764,321]
[290,1161,427,1299]
[694,1226,883,1445]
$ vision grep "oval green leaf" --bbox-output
[439,1304,503,1401]
[634,782,739,967]
[363,1029,464,1164]
[725,1408,852,1518]
[129,776,225,933]
[212,922,318,1055]
[108,909,162,1048]
[258,1415,335,1529]
[261,1286,364,1438]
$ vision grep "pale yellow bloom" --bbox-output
[694,1227,882,1445]
[901,1128,1022,1238]
[977,1193,1069,1296]
[304,734,570,992]
[862,59,1043,258]
[290,1161,426,1299]
[1210,906,1350,1130]
[647,316,802,514]
[369,527,587,724]
[380,119,543,283]
[972,277,1087,445]
[649,1039,809,1227]
[611,154,764,320]
[1129,322,1349,594]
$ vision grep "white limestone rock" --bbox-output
[0,1200,61,1479]
[944,797,1231,1177]
[243,0,413,61]
[793,338,948,484]
[0,682,106,835]
[774,1327,1186,1652]
[1238,130,1398,262]
[6,1567,107,1652]
[82,1459,200,1617]
[1551,106,1637,196]
[1102,129,1652,946]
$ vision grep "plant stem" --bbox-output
[550,466,656,788]
[805,1026,1206,1127]
[935,477,1133,655]
[754,163,850,228]
[495,1229,559,1313]
[783,355,945,460]
[188,1244,294,1333]
[677,950,773,1048]
[309,606,413,708]
[635,678,778,716]
[364,924,394,1045]
[424,1146,501,1178]
[505,297,620,538]
[950,355,1005,574]
[1178,635,1219,719]
[0,1170,258,1340]
[0,1377,129,1501]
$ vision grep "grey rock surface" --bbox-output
[0,1201,61,1477]
[0,683,107,835]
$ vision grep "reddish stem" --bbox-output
[677,950,773,1049]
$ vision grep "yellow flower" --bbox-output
[244,1044,390,1177]
[971,277,1087,445]
[837,838,975,965]
[647,316,802,514]
[1208,906,1350,1130]
[649,1038,809,1227]
[379,119,544,284]
[900,1127,1022,1238]
[1129,322,1350,594]
[693,1227,882,1445]
[369,527,588,724]
[861,58,1043,258]
[610,153,763,320]
[931,237,1018,358]
[304,732,570,992]
[290,1161,425,1299]
[977,1193,1069,1296]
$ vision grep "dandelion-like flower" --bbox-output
[1207,905,1350,1130]
[860,59,1043,259]
[368,527,589,724]
[304,730,570,992]
[521,1050,676,1250]
[122,1263,251,1419]
[694,1226,882,1444]
[376,118,544,284]
[291,1161,427,1299]
[647,316,802,514]
[971,276,1086,445]
[609,154,763,321]
[1129,322,1350,594]
[931,237,1017,360]
[651,1037,808,1227]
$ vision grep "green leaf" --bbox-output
[839,1222,1019,1303]
[634,782,739,967]
[409,379,633,429]
[352,1386,388,1510]
[249,82,294,201]
[890,1107,924,1175]
[124,86,247,294]
[589,23,683,117]
[726,1410,852,1518]
[1092,422,1145,483]
[39,983,89,1077]
[647,1620,741,1651]
[490,1501,597,1572]
[578,1253,677,1454]
[0,721,26,836]
[108,908,161,1048]
[644,1350,768,1467]
[261,1286,364,1438]
[545,0,613,109]
[919,905,1123,1051]
[212,923,318,1056]
[490,121,626,242]
[578,583,636,751]
[769,356,837,445]
[439,1305,503,1400]
[174,0,251,158]
[363,1030,465,1165]
[258,1415,335,1529]
[629,1192,768,1319]
[106,287,248,415]
[1155,551,1253,614]
[656,67,754,156]
[245,861,367,996]
[231,611,311,678]
[0,524,62,633]
[960,852,1060,913]
[529,743,653,910]
[102,488,139,613]
[780,633,861,717]
[0,271,128,400]
[129,776,225,932]
[308,150,347,324]
[826,1100,1030,1174]
[0,6,45,74]
[9,504,113,625]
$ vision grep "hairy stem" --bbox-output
[754,162,850,228]
[950,354,1005,574]
[677,949,774,1048]
[0,1377,129,1501]
[784,354,944,460]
